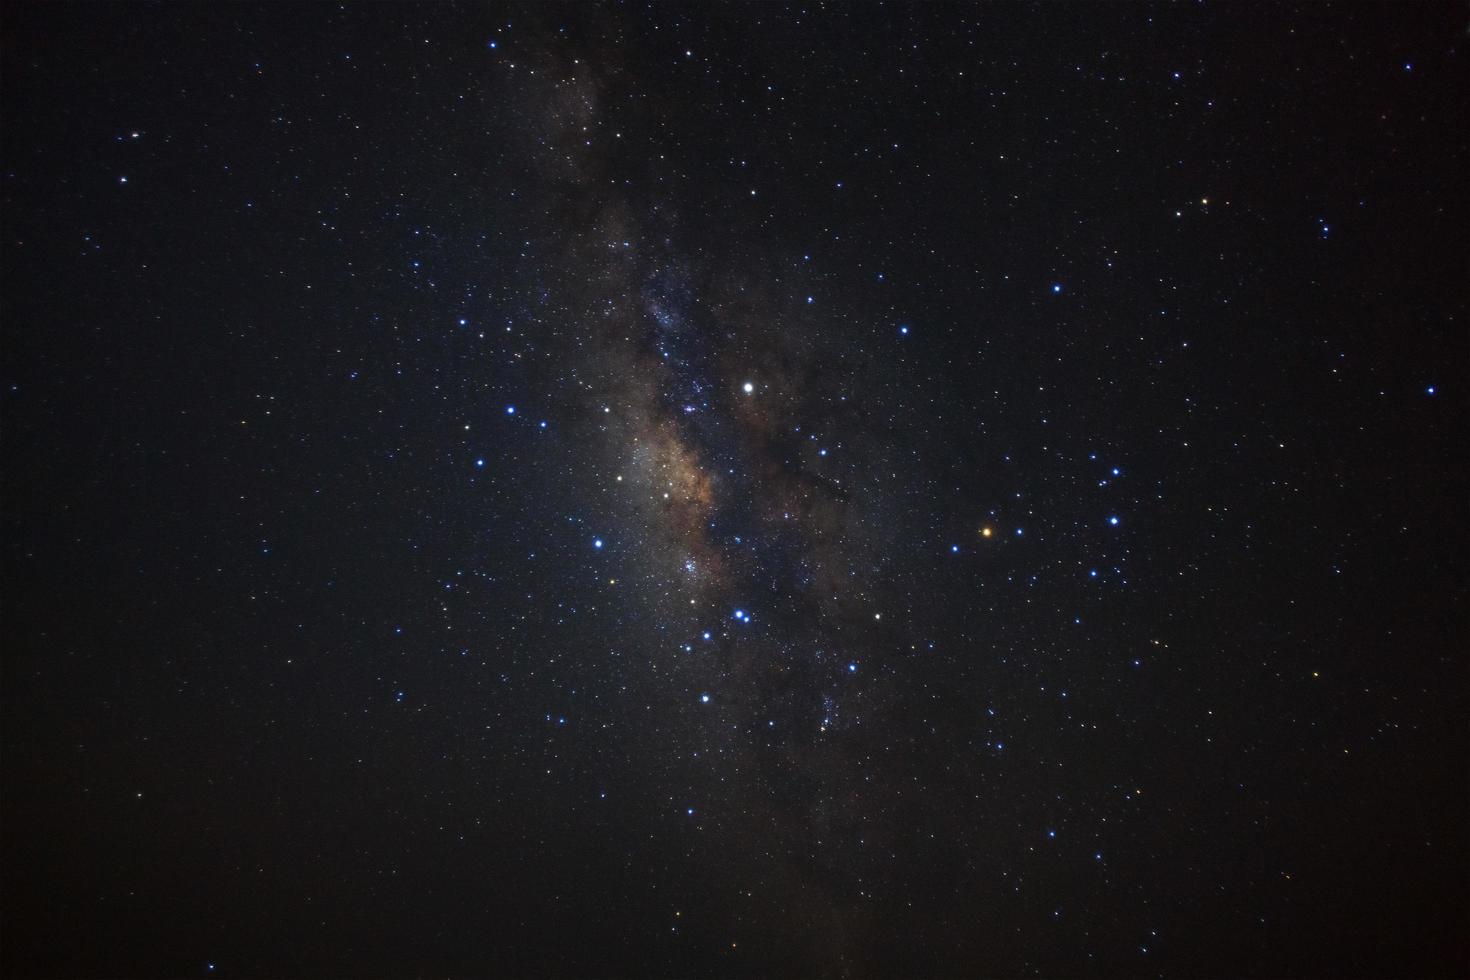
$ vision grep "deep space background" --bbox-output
[2,3,1467,977]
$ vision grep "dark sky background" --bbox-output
[2,3,1467,977]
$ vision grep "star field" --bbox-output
[2,4,1467,978]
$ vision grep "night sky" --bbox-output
[2,3,1467,978]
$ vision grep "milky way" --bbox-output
[3,4,1466,977]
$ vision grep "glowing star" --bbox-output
[742,381,754,394]
[981,526,992,538]
[505,405,516,414]
[1109,516,1120,525]
[899,325,909,335]
[1051,283,1063,294]
[847,662,857,672]
[699,693,710,703]
[593,538,603,549]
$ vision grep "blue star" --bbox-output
[702,631,712,641]
[505,405,516,415]
[475,458,485,467]
[1015,528,1024,536]
[899,325,909,335]
[1051,283,1063,294]
[1426,386,1436,395]
[700,693,710,703]
[1112,467,1121,476]
[593,538,603,549]
[1109,515,1120,525]
[847,662,857,673]
[951,544,960,553]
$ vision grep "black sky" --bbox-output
[2,3,1467,978]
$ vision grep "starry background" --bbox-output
[2,3,1467,977]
